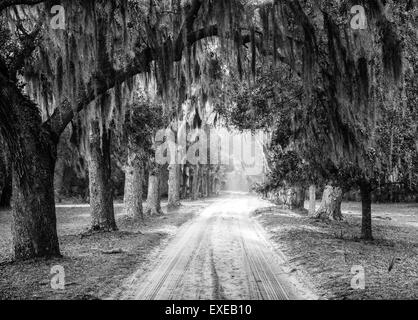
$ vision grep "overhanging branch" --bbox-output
[44,22,295,138]
[42,0,300,140]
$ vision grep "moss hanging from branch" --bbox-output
[4,0,405,179]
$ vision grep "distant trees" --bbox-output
[218,65,320,210]
[116,95,167,219]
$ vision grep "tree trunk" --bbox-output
[0,170,12,208]
[206,167,212,197]
[10,101,60,260]
[54,156,65,203]
[200,165,210,197]
[168,164,181,208]
[204,125,211,197]
[213,177,219,195]
[197,164,202,197]
[282,186,305,210]
[181,165,188,199]
[145,163,162,216]
[123,151,144,219]
[1,62,61,260]
[88,120,117,231]
[177,163,182,199]
[191,165,200,200]
[308,185,316,216]
[199,164,204,197]
[292,186,305,210]
[360,180,373,240]
[12,154,60,260]
[315,185,343,220]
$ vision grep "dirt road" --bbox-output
[117,194,317,300]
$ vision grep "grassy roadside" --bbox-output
[0,200,214,300]
[254,202,418,300]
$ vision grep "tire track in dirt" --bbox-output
[134,216,214,300]
[239,224,289,299]
[118,194,316,300]
[209,247,227,300]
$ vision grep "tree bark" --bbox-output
[177,163,182,199]
[292,186,305,210]
[1,59,61,260]
[0,169,12,208]
[200,164,207,197]
[360,180,373,240]
[202,165,210,197]
[204,125,211,197]
[123,151,144,219]
[191,165,200,200]
[181,165,188,199]
[145,163,162,216]
[308,185,316,216]
[315,185,343,220]
[281,186,305,210]
[206,166,212,197]
[168,164,181,208]
[88,120,117,231]
[10,101,60,260]
[198,164,203,197]
[54,156,65,203]
[11,154,60,260]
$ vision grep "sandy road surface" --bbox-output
[117,194,317,300]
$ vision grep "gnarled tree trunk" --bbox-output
[1,57,63,260]
[123,151,144,219]
[315,185,343,220]
[308,185,316,216]
[88,120,117,231]
[168,163,181,208]
[145,163,162,216]
[12,153,60,260]
[10,99,60,260]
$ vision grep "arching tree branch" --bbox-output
[41,0,305,142]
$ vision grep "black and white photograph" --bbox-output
[0,0,417,306]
